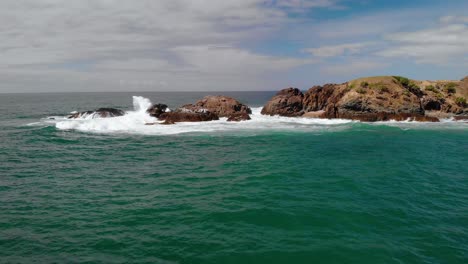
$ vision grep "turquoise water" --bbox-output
[1,92,467,263]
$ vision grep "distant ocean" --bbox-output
[1,92,467,263]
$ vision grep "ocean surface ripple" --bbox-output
[1,92,467,263]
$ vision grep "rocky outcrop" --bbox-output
[158,108,219,123]
[150,95,252,124]
[182,96,251,117]
[261,88,304,117]
[262,75,468,122]
[227,112,251,122]
[68,108,125,119]
[147,104,169,118]
[303,78,426,121]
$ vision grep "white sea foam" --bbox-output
[34,96,466,135]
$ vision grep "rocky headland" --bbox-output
[262,75,468,122]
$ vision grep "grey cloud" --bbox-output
[378,20,468,64]
[1,0,328,92]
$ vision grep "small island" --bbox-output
[262,75,468,122]
[68,75,468,123]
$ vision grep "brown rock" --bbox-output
[182,96,251,117]
[158,108,219,123]
[302,110,326,118]
[227,112,251,122]
[261,88,304,116]
[303,84,344,112]
[263,76,458,122]
[301,77,426,121]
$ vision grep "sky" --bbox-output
[1,0,467,93]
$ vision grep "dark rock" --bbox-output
[68,108,125,119]
[147,104,169,118]
[261,88,304,116]
[453,115,468,121]
[337,112,439,122]
[227,112,251,122]
[422,97,442,111]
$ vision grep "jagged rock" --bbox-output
[227,112,251,122]
[68,108,125,119]
[158,108,219,123]
[182,96,251,117]
[261,76,468,122]
[261,88,304,116]
[147,104,169,118]
[294,79,429,121]
[302,84,343,112]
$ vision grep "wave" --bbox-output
[31,96,467,135]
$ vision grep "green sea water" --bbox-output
[1,92,467,263]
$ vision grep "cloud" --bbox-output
[377,19,468,64]
[320,60,388,76]
[439,15,468,24]
[1,0,335,92]
[274,0,338,9]
[171,45,313,75]
[303,42,372,57]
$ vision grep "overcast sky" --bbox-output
[1,0,467,93]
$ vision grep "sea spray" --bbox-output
[132,96,153,113]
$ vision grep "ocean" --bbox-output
[1,92,467,263]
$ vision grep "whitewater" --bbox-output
[34,96,467,135]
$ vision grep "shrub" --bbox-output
[407,82,424,97]
[370,83,390,93]
[360,81,369,88]
[426,85,438,93]
[455,97,467,107]
[393,76,410,87]
[356,88,367,94]
[445,82,457,94]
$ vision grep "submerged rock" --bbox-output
[453,115,468,121]
[68,108,125,119]
[227,112,251,122]
[261,88,304,117]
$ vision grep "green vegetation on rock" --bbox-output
[426,85,439,93]
[393,76,410,87]
[455,97,466,107]
[356,88,367,94]
[445,83,457,94]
